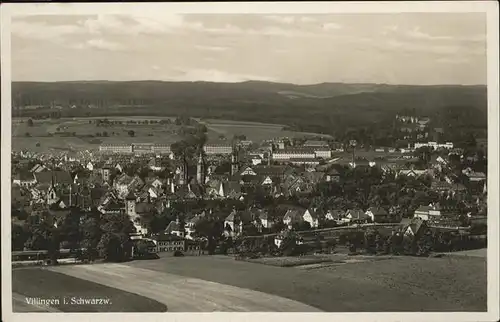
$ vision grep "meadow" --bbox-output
[11,116,332,154]
[125,254,486,312]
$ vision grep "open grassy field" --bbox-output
[200,118,332,142]
[11,116,333,153]
[124,254,486,312]
[48,263,319,312]
[12,117,182,153]
[12,267,168,312]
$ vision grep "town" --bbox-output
[11,113,488,264]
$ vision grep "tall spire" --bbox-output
[197,150,205,184]
[231,148,239,176]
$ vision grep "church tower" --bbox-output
[196,151,205,184]
[231,149,239,176]
[179,155,188,186]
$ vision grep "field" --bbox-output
[11,116,331,154]
[12,117,182,153]
[200,118,332,142]
[11,254,486,312]
[124,254,486,312]
[12,267,168,312]
[48,263,318,312]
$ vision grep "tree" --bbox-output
[59,208,83,252]
[79,213,102,261]
[364,228,377,254]
[12,223,29,251]
[25,219,61,263]
[27,118,34,127]
[128,130,135,137]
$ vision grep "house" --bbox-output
[399,217,427,239]
[86,161,94,171]
[148,158,165,172]
[466,171,486,182]
[46,184,60,205]
[99,199,124,215]
[414,204,442,221]
[30,164,46,173]
[397,169,429,178]
[431,181,467,194]
[152,233,186,253]
[165,218,185,238]
[251,155,263,166]
[344,209,369,223]
[217,181,242,199]
[283,208,304,229]
[253,209,273,229]
[224,209,254,236]
[13,171,37,187]
[114,174,144,198]
[325,168,340,183]
[185,211,207,239]
[303,208,319,228]
[325,209,345,222]
[34,170,73,186]
[365,207,390,223]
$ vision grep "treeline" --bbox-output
[12,208,137,263]
[232,225,486,260]
[12,82,486,141]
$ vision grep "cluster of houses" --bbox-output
[11,130,487,254]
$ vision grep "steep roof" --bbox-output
[346,209,368,220]
[165,220,182,234]
[223,181,241,194]
[34,170,73,185]
[283,208,304,221]
[366,207,389,216]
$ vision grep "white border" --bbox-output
[1,2,499,322]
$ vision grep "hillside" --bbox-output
[11,81,487,137]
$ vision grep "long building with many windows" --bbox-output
[203,144,233,155]
[99,143,172,155]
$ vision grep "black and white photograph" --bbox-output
[1,1,499,321]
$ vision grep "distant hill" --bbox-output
[11,80,487,136]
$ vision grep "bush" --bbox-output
[173,250,184,257]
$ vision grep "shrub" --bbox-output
[173,250,184,257]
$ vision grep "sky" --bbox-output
[10,13,487,85]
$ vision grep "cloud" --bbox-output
[406,27,453,41]
[436,57,471,64]
[265,15,296,24]
[264,15,318,24]
[322,22,342,31]
[194,45,230,52]
[11,20,85,42]
[169,68,275,83]
[73,38,124,51]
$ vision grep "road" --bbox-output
[50,263,321,312]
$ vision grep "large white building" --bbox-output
[99,143,172,155]
[313,148,332,159]
[203,144,233,155]
[99,144,133,154]
[272,148,316,160]
[414,142,454,150]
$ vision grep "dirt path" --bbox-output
[50,264,320,312]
